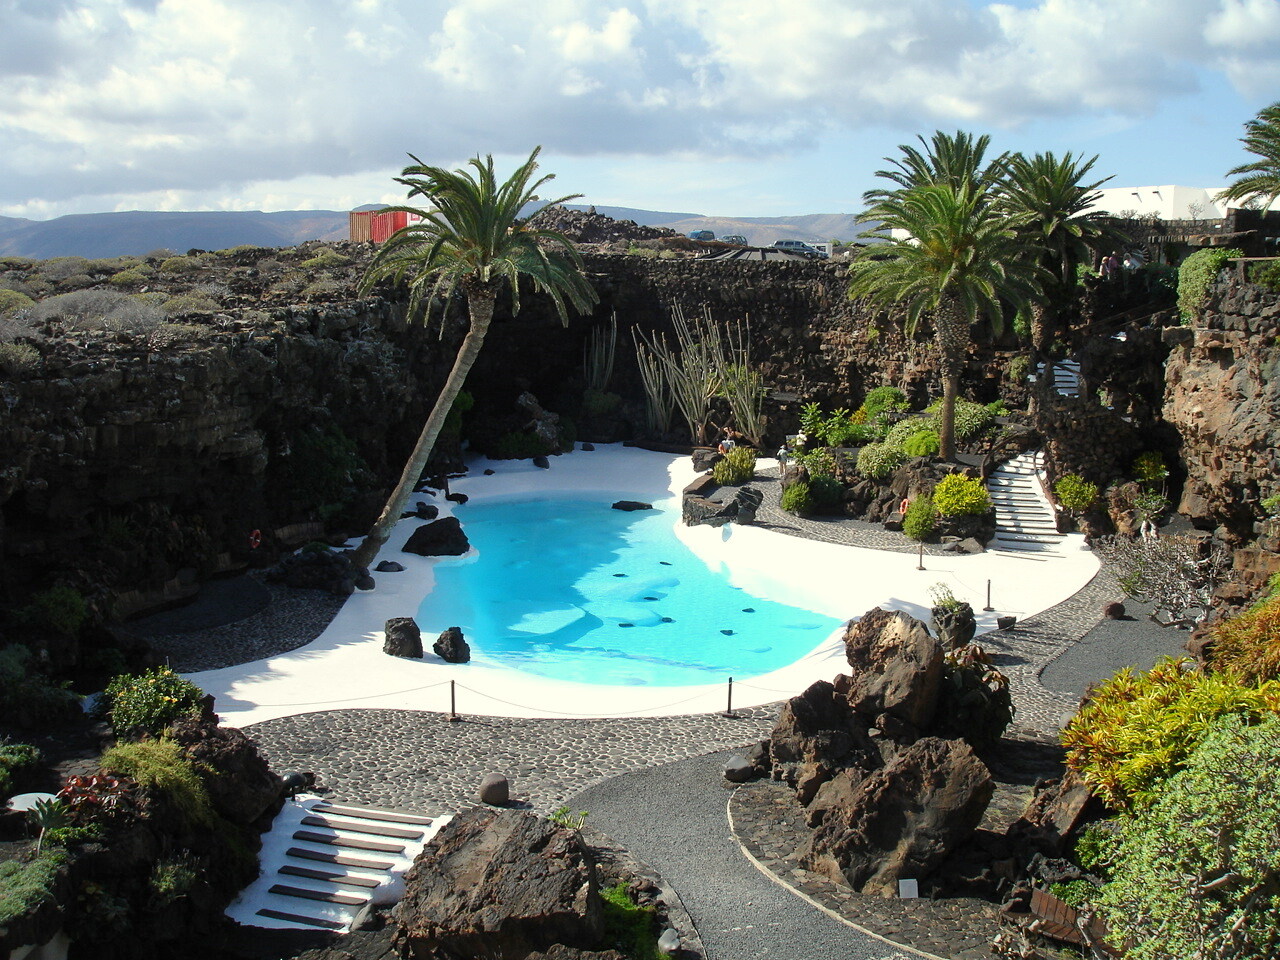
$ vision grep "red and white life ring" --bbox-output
[899,498,910,516]
[248,529,262,549]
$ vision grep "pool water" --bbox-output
[416,498,843,686]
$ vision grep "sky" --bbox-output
[2,0,1279,221]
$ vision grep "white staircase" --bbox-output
[226,796,449,932]
[1031,359,1080,397]
[987,451,1067,558]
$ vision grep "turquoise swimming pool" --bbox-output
[416,498,843,686]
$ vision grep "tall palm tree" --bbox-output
[847,182,1041,460]
[999,151,1119,410]
[352,147,598,568]
[1218,102,1280,210]
[863,130,1008,209]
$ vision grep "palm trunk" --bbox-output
[934,298,966,461]
[1029,301,1052,418]
[352,288,496,570]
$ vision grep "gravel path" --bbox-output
[570,750,926,960]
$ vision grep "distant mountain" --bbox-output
[0,205,871,259]
[0,210,350,259]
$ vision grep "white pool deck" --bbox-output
[189,445,1099,725]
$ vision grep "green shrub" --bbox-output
[271,425,371,517]
[490,431,552,459]
[108,265,153,287]
[934,643,1014,746]
[902,494,937,541]
[18,584,88,637]
[1049,878,1098,909]
[902,429,940,457]
[1054,474,1099,512]
[780,480,813,515]
[1210,590,1280,685]
[932,474,990,517]
[712,446,756,485]
[38,257,90,280]
[158,256,197,274]
[795,446,837,478]
[0,342,40,376]
[859,385,908,418]
[985,399,1009,417]
[808,474,844,509]
[600,882,660,960]
[0,646,82,727]
[161,294,218,316]
[1099,715,1280,960]
[148,853,200,907]
[0,851,65,927]
[0,740,40,798]
[1262,493,1280,517]
[100,738,213,826]
[1073,820,1119,875]
[0,288,34,313]
[582,387,621,418]
[925,397,996,440]
[440,390,474,439]
[300,247,350,270]
[1177,247,1243,323]
[856,442,907,480]
[100,666,206,739]
[1007,354,1030,383]
[883,417,932,450]
[1247,257,1280,292]
[1061,657,1280,812]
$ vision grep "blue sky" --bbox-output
[2,0,1278,220]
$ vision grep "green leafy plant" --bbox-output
[490,430,552,460]
[1048,878,1098,909]
[300,247,350,270]
[1061,657,1280,812]
[1262,493,1280,517]
[934,644,1014,746]
[0,288,35,313]
[1054,474,1099,513]
[856,442,907,480]
[931,474,990,516]
[600,882,661,960]
[17,584,88,637]
[859,385,909,418]
[924,397,996,441]
[808,474,845,509]
[100,666,206,739]
[148,853,201,907]
[548,805,589,830]
[902,429,940,458]
[100,738,214,827]
[0,850,65,927]
[271,424,371,518]
[795,446,837,478]
[57,773,136,824]
[29,797,70,854]
[0,646,82,727]
[0,740,40,798]
[1098,714,1280,960]
[1247,257,1280,292]
[883,417,934,451]
[928,582,962,611]
[1131,451,1169,487]
[1073,820,1119,876]
[1177,247,1243,323]
[712,446,757,485]
[902,494,937,541]
[1007,354,1031,383]
[1210,590,1280,685]
[780,480,813,515]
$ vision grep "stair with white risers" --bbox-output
[226,796,450,933]
[987,451,1068,558]
[1031,359,1081,397]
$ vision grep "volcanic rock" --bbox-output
[402,517,470,556]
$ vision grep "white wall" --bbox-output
[1088,185,1228,220]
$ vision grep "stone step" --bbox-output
[293,830,406,854]
[255,908,345,930]
[312,802,435,826]
[268,884,369,907]
[991,538,1060,553]
[285,846,396,871]
[278,865,384,889]
[300,814,425,841]
[993,531,1065,543]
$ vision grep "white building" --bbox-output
[1087,185,1228,221]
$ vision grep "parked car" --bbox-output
[772,239,826,259]
[721,235,749,245]
[688,230,716,241]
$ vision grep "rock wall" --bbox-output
[1163,276,1280,540]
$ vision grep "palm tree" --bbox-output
[1218,102,1280,210]
[863,130,1008,208]
[847,182,1041,460]
[351,148,598,568]
[999,151,1119,410]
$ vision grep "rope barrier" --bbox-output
[251,679,453,709]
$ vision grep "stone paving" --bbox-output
[159,457,1180,960]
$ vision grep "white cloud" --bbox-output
[0,0,1276,216]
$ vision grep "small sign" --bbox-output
[898,879,919,899]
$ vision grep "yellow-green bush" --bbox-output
[1210,591,1280,685]
[100,666,205,739]
[712,446,756,485]
[0,343,39,376]
[100,738,213,827]
[158,256,196,274]
[0,289,34,313]
[300,247,350,270]
[1062,657,1280,811]
[1054,473,1099,512]
[932,473,990,516]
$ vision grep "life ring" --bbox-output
[248,529,262,550]
[899,498,910,516]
